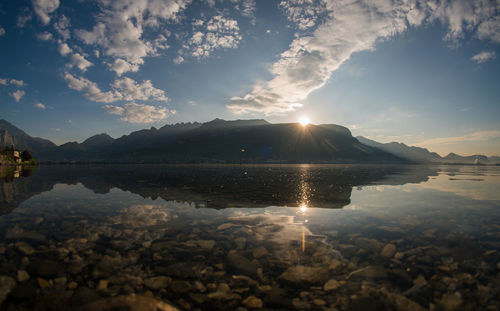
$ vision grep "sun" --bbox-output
[298,116,310,126]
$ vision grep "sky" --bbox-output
[0,0,499,156]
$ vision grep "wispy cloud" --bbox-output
[228,0,500,115]
[35,102,46,109]
[471,51,496,64]
[103,102,175,123]
[416,130,500,146]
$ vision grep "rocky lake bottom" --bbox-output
[0,164,499,310]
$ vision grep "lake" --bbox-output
[0,164,499,310]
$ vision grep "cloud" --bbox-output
[53,14,70,40]
[0,26,5,36]
[173,55,184,64]
[228,0,500,115]
[471,50,496,63]
[0,78,26,87]
[64,72,121,103]
[185,15,242,59]
[63,73,168,103]
[67,53,93,71]
[416,130,500,146]
[233,0,257,19]
[75,0,190,73]
[37,31,53,41]
[103,102,175,123]
[9,79,25,87]
[11,90,25,102]
[279,0,329,30]
[35,102,46,109]
[58,42,72,55]
[16,8,33,28]
[32,0,60,25]
[112,77,168,102]
[109,59,141,76]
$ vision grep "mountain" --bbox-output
[0,119,56,155]
[357,136,441,163]
[441,153,492,164]
[357,136,500,164]
[2,118,498,164]
[38,119,401,163]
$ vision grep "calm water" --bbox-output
[0,164,499,310]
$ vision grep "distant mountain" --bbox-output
[441,153,492,164]
[0,119,56,155]
[357,136,500,164]
[357,136,441,163]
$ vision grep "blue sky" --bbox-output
[0,0,499,156]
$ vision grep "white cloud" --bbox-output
[279,0,329,30]
[11,90,25,102]
[67,53,93,71]
[228,0,500,115]
[173,55,184,64]
[58,42,72,55]
[35,102,46,109]
[109,59,141,76]
[416,130,500,146]
[64,72,121,103]
[32,0,60,25]
[53,15,70,40]
[185,15,242,59]
[234,0,257,19]
[37,31,53,41]
[9,79,25,87]
[75,0,189,73]
[16,9,33,28]
[0,26,5,36]
[112,77,168,102]
[0,78,26,87]
[63,73,168,103]
[103,102,175,123]
[471,50,496,63]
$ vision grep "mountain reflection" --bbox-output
[0,164,439,214]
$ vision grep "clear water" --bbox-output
[0,164,499,310]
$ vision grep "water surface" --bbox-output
[0,164,499,310]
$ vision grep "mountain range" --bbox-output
[1,119,498,164]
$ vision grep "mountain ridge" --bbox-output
[1,118,498,164]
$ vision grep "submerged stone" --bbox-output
[381,243,397,258]
[0,276,16,305]
[242,296,263,308]
[144,276,171,291]
[278,266,328,285]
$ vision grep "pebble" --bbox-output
[37,278,51,289]
[313,298,326,306]
[217,223,235,231]
[279,266,328,284]
[17,270,30,282]
[242,296,263,308]
[96,280,109,292]
[252,246,269,259]
[68,281,78,289]
[324,279,340,291]
[145,276,172,290]
[0,276,16,305]
[328,259,343,271]
[438,292,463,311]
[381,243,397,258]
[15,242,35,255]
